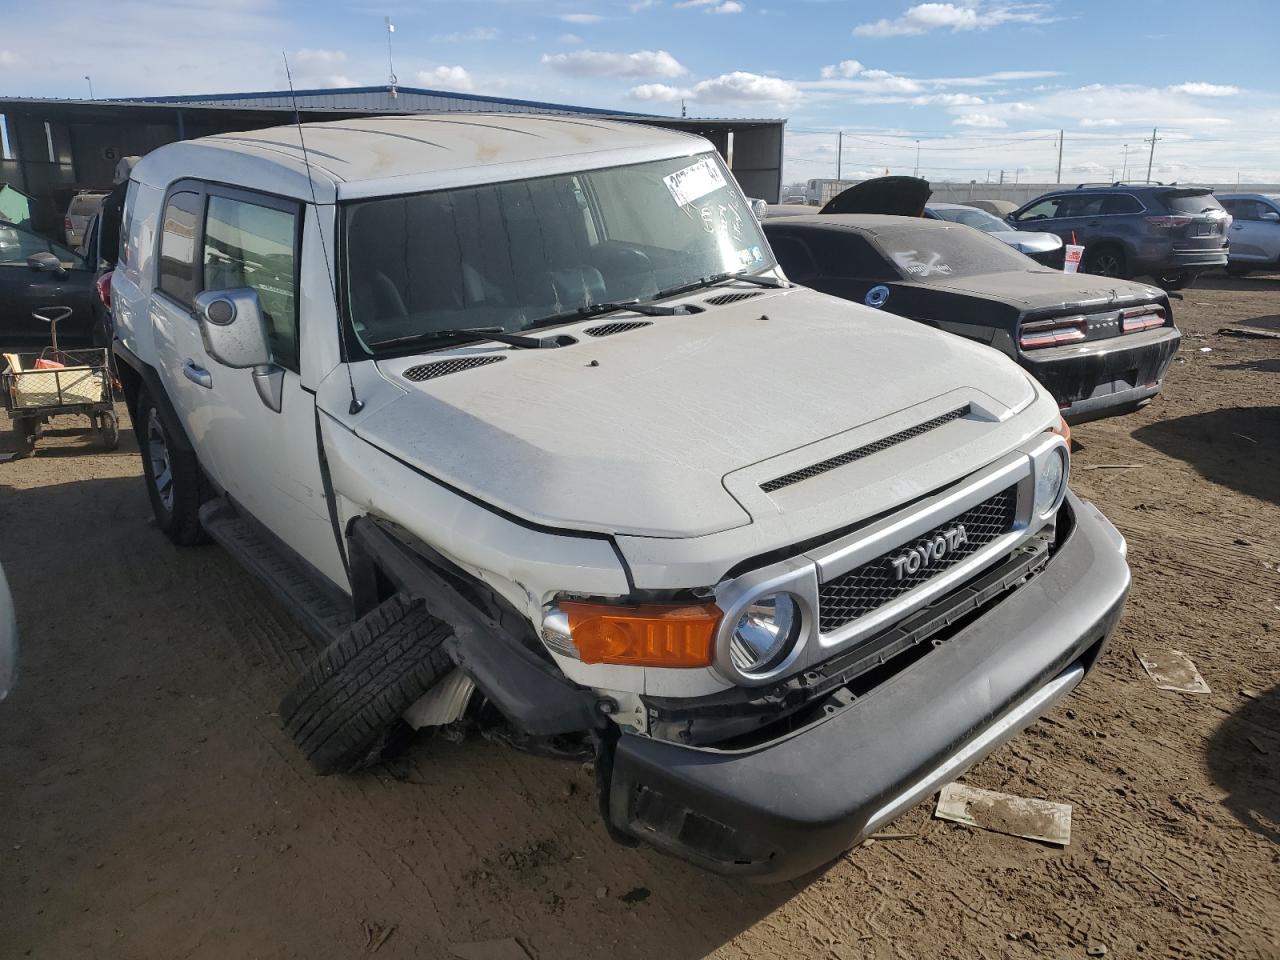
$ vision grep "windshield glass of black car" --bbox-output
[341,153,774,353]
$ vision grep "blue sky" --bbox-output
[2,0,1277,183]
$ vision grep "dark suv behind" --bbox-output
[1008,183,1229,289]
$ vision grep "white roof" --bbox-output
[131,113,709,203]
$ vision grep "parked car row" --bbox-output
[95,115,1132,883]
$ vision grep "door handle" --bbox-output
[182,358,213,389]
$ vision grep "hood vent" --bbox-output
[705,291,763,307]
[403,354,506,382]
[761,406,971,493]
[584,320,653,337]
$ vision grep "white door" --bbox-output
[188,186,348,590]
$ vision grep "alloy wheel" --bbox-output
[146,409,174,512]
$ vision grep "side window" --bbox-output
[1232,200,1264,221]
[1055,195,1101,218]
[118,180,139,268]
[1016,197,1064,222]
[768,234,819,282]
[1101,193,1142,215]
[157,190,201,306]
[202,195,299,371]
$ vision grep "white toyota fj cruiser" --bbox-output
[111,114,1129,880]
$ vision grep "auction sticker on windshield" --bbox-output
[665,157,728,207]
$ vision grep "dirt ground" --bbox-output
[1,274,1278,960]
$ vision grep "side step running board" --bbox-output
[199,498,354,647]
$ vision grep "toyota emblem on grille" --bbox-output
[888,524,968,581]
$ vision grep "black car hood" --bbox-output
[906,270,1166,310]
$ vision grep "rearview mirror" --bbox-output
[27,251,66,277]
[193,288,284,413]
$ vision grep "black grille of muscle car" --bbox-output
[704,291,763,306]
[402,355,506,382]
[817,485,1017,633]
[761,406,970,493]
[584,320,653,337]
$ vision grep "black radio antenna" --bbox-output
[282,51,364,414]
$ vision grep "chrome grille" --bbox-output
[402,355,505,382]
[584,320,653,337]
[817,486,1017,633]
[762,406,970,493]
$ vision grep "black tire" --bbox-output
[280,593,455,775]
[1156,269,1200,291]
[1083,244,1129,279]
[137,389,205,545]
[9,415,36,458]
[97,410,120,451]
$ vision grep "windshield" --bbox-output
[870,223,1034,281]
[930,206,1008,234]
[342,153,773,353]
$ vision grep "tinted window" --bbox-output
[1101,193,1142,215]
[870,224,1033,281]
[1158,191,1225,216]
[119,181,138,268]
[0,223,81,267]
[157,190,201,306]
[768,235,819,281]
[1016,197,1067,222]
[203,195,299,371]
[1226,199,1274,221]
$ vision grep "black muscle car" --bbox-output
[762,214,1182,425]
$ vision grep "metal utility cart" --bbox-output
[2,307,118,458]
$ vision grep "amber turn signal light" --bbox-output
[1048,414,1071,448]
[559,601,722,668]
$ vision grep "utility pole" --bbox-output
[999,169,1004,184]
[913,140,920,178]
[837,130,842,181]
[1144,126,1160,183]
[1056,129,1063,184]
[84,75,94,99]
[1121,144,1129,181]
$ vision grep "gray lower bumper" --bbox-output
[606,492,1129,881]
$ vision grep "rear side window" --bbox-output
[1101,194,1142,215]
[202,195,300,371]
[157,190,201,306]
[119,181,139,268]
[1158,191,1224,216]
[768,235,819,282]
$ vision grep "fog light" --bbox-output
[1035,447,1068,517]
[730,592,801,673]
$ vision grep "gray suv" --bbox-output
[1009,183,1230,289]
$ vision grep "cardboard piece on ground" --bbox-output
[451,939,533,960]
[1138,650,1211,695]
[935,782,1072,846]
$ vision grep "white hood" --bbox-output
[350,286,1035,538]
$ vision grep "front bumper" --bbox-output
[604,492,1129,881]
[1021,326,1181,425]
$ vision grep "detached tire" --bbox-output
[9,415,36,458]
[280,593,455,775]
[137,390,205,545]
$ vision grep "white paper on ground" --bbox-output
[935,782,1072,846]
[1137,649,1211,695]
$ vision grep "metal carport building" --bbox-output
[0,85,786,236]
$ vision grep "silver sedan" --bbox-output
[927,202,1064,268]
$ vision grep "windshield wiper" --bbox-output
[367,326,551,351]
[524,298,687,332]
[651,269,787,301]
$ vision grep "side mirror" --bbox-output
[28,251,66,277]
[750,198,768,221]
[193,288,284,413]
[1262,211,1280,223]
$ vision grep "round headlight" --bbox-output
[1035,447,1068,516]
[730,592,801,674]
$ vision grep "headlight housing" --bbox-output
[1034,444,1068,518]
[729,592,802,674]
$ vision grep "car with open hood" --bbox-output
[110,115,1130,881]
[762,214,1180,425]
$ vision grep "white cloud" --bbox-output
[691,71,800,103]
[953,112,1008,127]
[431,27,498,43]
[912,92,984,105]
[820,60,864,79]
[628,83,684,102]
[541,48,686,78]
[630,0,660,9]
[0,50,16,67]
[855,2,1056,37]
[677,0,745,10]
[559,13,605,23]
[1080,117,1121,127]
[289,49,358,88]
[1170,82,1240,97]
[416,65,474,91]
[559,33,583,44]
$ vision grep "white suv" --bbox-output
[111,114,1130,880]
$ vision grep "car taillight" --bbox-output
[95,271,112,311]
[1144,215,1192,229]
[64,216,73,231]
[1019,316,1087,350]
[1121,304,1165,333]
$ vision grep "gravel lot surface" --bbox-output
[1,274,1277,959]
